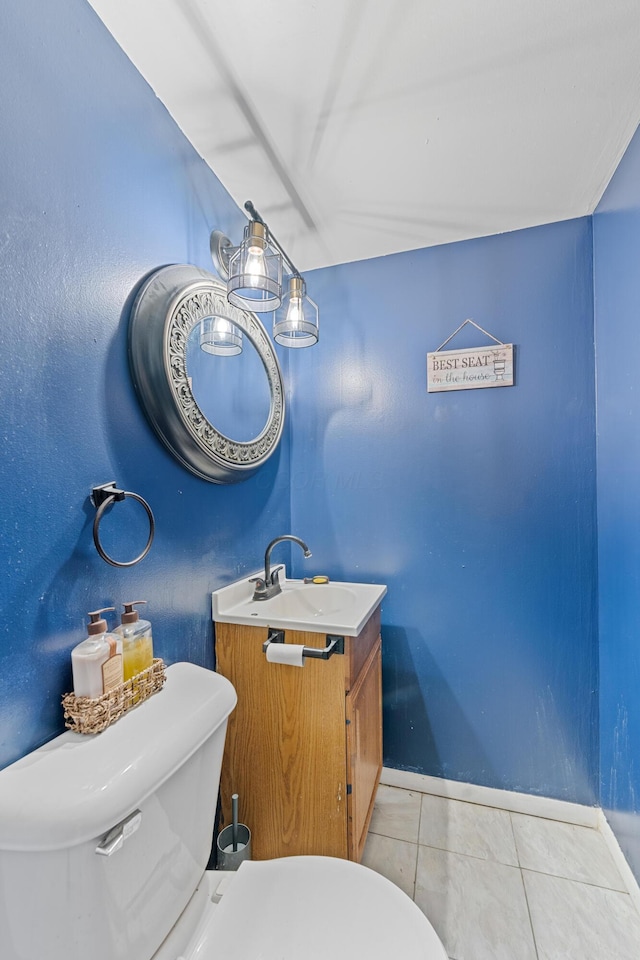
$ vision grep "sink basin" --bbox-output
[262,584,355,621]
[212,571,386,636]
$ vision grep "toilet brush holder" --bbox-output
[216,823,252,870]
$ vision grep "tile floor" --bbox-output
[362,784,640,960]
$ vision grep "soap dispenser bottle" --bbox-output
[71,608,123,699]
[115,600,154,681]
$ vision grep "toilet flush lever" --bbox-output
[95,809,142,857]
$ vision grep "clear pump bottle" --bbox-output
[115,601,154,681]
[71,608,124,698]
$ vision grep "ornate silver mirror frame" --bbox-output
[128,264,285,483]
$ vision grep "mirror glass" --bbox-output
[186,319,272,442]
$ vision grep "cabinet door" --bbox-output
[346,636,382,861]
[216,623,348,860]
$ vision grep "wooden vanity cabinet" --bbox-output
[215,606,382,863]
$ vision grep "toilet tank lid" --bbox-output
[0,663,236,852]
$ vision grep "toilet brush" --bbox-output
[231,793,239,852]
[216,793,251,868]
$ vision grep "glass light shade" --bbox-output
[199,316,242,356]
[227,220,282,312]
[273,276,319,348]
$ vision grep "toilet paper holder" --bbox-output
[263,630,344,660]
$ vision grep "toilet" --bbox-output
[0,662,447,960]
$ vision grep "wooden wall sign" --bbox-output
[427,320,514,393]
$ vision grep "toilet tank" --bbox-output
[0,662,236,960]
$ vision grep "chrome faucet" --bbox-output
[251,535,312,600]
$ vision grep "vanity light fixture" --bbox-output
[273,275,319,348]
[210,200,318,348]
[227,218,282,312]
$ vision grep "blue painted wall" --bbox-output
[0,0,290,768]
[594,125,640,877]
[2,0,632,850]
[290,221,599,804]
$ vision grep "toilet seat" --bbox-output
[155,856,447,960]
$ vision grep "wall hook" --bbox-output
[90,482,155,568]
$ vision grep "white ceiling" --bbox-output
[88,0,640,271]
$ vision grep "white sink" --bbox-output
[212,570,386,636]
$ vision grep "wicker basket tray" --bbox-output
[62,658,166,734]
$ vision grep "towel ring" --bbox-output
[91,482,155,568]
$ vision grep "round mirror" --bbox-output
[128,264,285,483]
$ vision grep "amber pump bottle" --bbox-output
[115,601,154,681]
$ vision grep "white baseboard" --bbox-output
[598,810,640,912]
[380,767,599,828]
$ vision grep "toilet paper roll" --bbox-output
[265,642,305,667]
